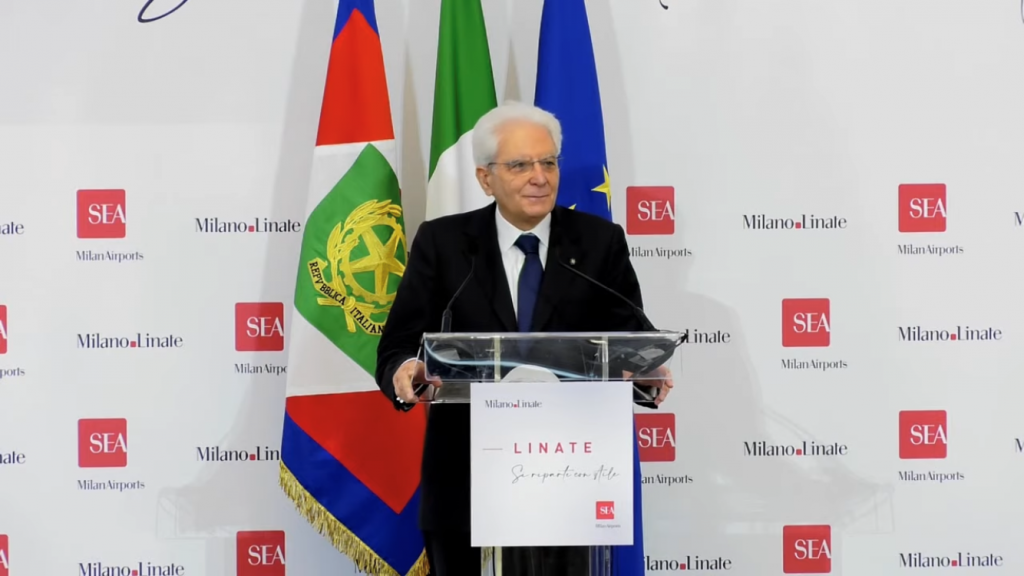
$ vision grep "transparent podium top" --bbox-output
[418,330,684,384]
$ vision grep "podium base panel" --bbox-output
[495,546,613,576]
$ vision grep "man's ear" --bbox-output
[476,166,494,197]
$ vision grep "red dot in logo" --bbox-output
[248,225,255,232]
[132,570,139,576]
[794,221,802,229]
[952,560,959,567]
[950,333,957,341]
[796,448,803,455]
[130,341,137,348]
[249,453,256,461]
[681,564,688,570]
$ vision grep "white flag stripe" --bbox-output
[285,304,378,397]
[425,129,493,220]
[305,139,398,220]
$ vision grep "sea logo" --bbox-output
[76,418,145,492]
[782,299,830,348]
[636,413,675,462]
[235,303,285,352]
[897,183,962,256]
[596,501,615,520]
[0,534,8,576]
[780,299,848,372]
[783,525,831,574]
[626,186,675,235]
[899,410,947,459]
[624,186,692,260]
[0,305,6,355]
[898,410,964,483]
[899,183,946,233]
[78,418,128,468]
[77,189,126,239]
[75,189,145,263]
[236,531,286,576]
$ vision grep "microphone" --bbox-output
[410,243,477,402]
[440,245,477,333]
[556,250,683,408]
[556,250,656,332]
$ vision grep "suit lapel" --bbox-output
[466,204,518,332]
[531,207,580,332]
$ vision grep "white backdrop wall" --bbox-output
[2,0,1024,574]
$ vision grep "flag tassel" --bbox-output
[279,462,430,576]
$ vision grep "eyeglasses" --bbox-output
[488,155,561,175]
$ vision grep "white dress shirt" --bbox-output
[494,207,551,318]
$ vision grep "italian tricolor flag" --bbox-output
[425,0,498,219]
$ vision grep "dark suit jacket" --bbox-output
[375,202,646,532]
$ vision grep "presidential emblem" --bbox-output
[306,199,406,334]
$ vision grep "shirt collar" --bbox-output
[495,206,551,253]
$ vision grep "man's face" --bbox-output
[476,121,559,228]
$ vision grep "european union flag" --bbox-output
[535,1,646,574]
[535,0,612,220]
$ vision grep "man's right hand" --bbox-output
[393,359,441,404]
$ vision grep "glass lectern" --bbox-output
[414,330,686,576]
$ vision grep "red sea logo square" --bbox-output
[76,189,127,239]
[78,418,128,468]
[235,303,285,352]
[0,305,7,355]
[783,525,831,574]
[898,184,946,233]
[899,410,947,459]
[636,413,676,462]
[626,186,675,235]
[782,299,831,348]
[237,531,285,576]
[596,501,615,520]
[0,534,8,576]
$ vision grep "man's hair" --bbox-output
[472,101,563,167]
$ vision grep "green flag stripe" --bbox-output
[293,144,406,377]
[427,0,498,179]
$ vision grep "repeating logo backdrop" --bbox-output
[3,0,1024,574]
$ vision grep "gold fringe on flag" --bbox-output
[280,462,430,576]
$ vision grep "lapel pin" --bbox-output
[569,258,576,266]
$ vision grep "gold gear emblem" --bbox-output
[306,199,406,335]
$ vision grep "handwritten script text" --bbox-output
[511,464,620,484]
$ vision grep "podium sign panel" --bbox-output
[469,380,635,547]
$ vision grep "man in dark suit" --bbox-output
[375,102,672,575]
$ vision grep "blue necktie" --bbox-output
[514,234,543,333]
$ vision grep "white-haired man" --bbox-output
[376,102,672,574]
